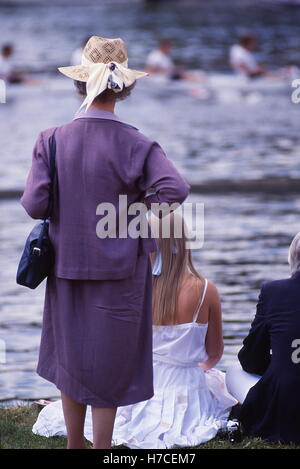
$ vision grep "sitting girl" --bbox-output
[33,212,236,448]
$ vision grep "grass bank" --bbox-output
[0,406,299,450]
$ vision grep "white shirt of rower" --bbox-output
[71,47,83,66]
[229,44,259,76]
[146,49,174,73]
[0,55,13,80]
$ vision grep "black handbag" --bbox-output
[16,132,57,289]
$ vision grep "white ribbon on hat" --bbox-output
[78,56,147,113]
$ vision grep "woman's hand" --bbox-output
[198,361,212,372]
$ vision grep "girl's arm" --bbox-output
[199,282,224,371]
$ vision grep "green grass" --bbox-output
[0,406,299,449]
[0,406,69,449]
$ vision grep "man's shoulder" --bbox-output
[261,276,292,293]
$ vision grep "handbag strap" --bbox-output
[44,130,57,220]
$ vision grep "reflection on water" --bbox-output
[0,193,297,402]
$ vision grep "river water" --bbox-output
[0,0,300,403]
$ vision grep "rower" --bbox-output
[229,34,265,78]
[145,38,179,77]
[0,43,28,84]
[145,38,204,83]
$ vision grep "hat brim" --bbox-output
[58,65,90,82]
[58,64,148,82]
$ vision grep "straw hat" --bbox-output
[58,36,148,111]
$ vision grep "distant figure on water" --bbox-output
[145,38,177,77]
[145,38,203,82]
[0,44,23,83]
[0,43,39,84]
[229,34,265,78]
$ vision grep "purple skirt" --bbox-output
[37,254,154,407]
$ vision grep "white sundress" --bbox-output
[32,279,237,448]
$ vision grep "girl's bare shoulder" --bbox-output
[205,279,220,298]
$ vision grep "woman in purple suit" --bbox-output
[21,36,189,449]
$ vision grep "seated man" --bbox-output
[226,232,300,444]
[229,34,264,78]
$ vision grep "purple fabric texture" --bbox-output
[38,255,154,407]
[21,109,189,407]
[21,109,190,280]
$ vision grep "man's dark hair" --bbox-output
[159,38,172,48]
[239,34,255,48]
[2,43,13,56]
[74,80,136,103]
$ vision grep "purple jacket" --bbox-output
[21,109,190,280]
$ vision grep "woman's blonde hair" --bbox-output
[150,211,203,326]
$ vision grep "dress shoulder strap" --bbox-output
[192,278,208,323]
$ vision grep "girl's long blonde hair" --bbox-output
[150,211,204,326]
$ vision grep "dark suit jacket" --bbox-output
[238,272,300,444]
